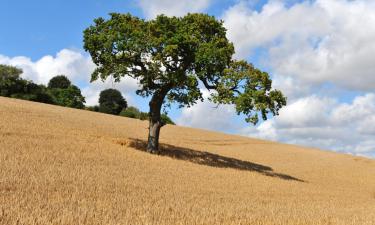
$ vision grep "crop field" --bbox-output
[1,96,375,225]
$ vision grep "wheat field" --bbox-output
[0,96,375,225]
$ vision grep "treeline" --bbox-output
[0,64,85,108]
[0,64,174,125]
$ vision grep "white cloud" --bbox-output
[0,49,139,106]
[215,0,375,158]
[241,94,375,157]
[223,0,375,92]
[0,49,95,85]
[138,0,211,19]
[177,90,240,132]
[82,77,139,106]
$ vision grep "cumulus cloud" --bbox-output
[0,49,95,85]
[210,0,375,158]
[138,0,211,19]
[177,90,241,133]
[82,77,139,106]
[241,94,375,157]
[223,0,375,92]
[0,49,139,106]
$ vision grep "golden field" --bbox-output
[0,96,375,225]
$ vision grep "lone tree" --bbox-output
[84,13,286,153]
[99,88,127,115]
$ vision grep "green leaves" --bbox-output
[99,88,127,115]
[83,13,286,126]
[209,60,287,124]
[50,85,86,109]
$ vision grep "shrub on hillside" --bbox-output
[12,83,55,104]
[120,106,140,118]
[85,105,99,112]
[120,105,175,125]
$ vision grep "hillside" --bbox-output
[1,96,374,225]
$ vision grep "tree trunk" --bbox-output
[146,84,172,153]
[147,118,162,153]
[146,90,167,154]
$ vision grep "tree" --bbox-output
[12,83,55,104]
[47,76,86,109]
[50,85,86,109]
[83,13,286,153]
[0,64,55,103]
[48,75,71,89]
[98,88,127,115]
[0,64,24,96]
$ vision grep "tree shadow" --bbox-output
[125,138,304,182]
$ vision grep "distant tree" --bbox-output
[47,76,86,109]
[84,13,286,153]
[99,88,127,115]
[120,105,175,125]
[120,106,141,118]
[161,114,175,125]
[0,64,25,96]
[49,85,86,109]
[12,83,55,104]
[48,75,71,89]
[86,105,100,112]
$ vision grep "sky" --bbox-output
[1,0,375,158]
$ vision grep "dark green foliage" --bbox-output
[99,88,127,115]
[138,112,149,121]
[12,83,55,104]
[47,76,86,109]
[161,114,175,125]
[0,64,24,96]
[0,65,55,104]
[48,75,71,89]
[120,106,140,118]
[0,65,86,109]
[49,85,86,109]
[86,105,100,112]
[120,106,175,125]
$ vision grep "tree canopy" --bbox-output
[48,75,72,89]
[84,13,286,153]
[0,64,24,97]
[99,88,127,115]
[48,75,86,109]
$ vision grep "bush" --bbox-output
[161,114,175,125]
[85,105,99,112]
[120,106,140,118]
[119,105,175,125]
[12,83,55,104]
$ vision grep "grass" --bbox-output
[1,96,375,225]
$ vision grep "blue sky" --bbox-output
[0,0,291,60]
[1,0,375,158]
